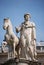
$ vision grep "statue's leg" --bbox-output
[21,35,26,47]
[33,40,37,57]
[28,44,37,61]
[20,35,26,58]
[26,35,36,61]
[29,46,35,60]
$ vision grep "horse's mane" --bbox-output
[8,19,13,29]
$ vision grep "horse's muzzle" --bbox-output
[3,26,6,30]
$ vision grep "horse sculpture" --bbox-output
[3,18,19,58]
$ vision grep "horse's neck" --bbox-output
[7,25,13,35]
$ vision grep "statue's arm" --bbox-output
[32,23,36,41]
[32,23,37,55]
[15,25,21,33]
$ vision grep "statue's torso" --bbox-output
[20,21,33,36]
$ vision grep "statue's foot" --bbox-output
[26,57,32,61]
[25,55,32,61]
[35,52,37,56]
[32,58,38,62]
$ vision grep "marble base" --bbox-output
[17,59,41,65]
[1,58,41,65]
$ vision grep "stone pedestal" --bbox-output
[17,59,41,65]
[1,58,41,65]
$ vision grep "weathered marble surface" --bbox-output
[16,13,37,61]
[1,58,41,65]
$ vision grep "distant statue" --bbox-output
[16,13,37,61]
[3,18,19,58]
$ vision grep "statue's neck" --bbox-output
[6,26,13,34]
[24,20,30,24]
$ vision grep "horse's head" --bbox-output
[3,18,10,30]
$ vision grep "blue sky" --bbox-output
[0,0,44,45]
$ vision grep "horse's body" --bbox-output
[3,18,19,58]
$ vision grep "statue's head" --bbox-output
[24,13,31,21]
[3,18,10,30]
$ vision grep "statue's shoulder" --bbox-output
[21,22,25,26]
[31,22,35,26]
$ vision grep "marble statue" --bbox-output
[16,13,37,61]
[3,18,19,58]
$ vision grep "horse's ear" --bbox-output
[4,18,9,22]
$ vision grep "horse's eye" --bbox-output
[4,19,8,23]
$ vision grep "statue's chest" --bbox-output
[24,28,32,35]
[5,34,13,44]
[5,34,12,40]
[22,23,32,33]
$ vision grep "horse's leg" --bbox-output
[16,43,20,58]
[13,43,17,58]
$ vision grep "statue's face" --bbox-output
[3,19,9,30]
[24,15,30,21]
